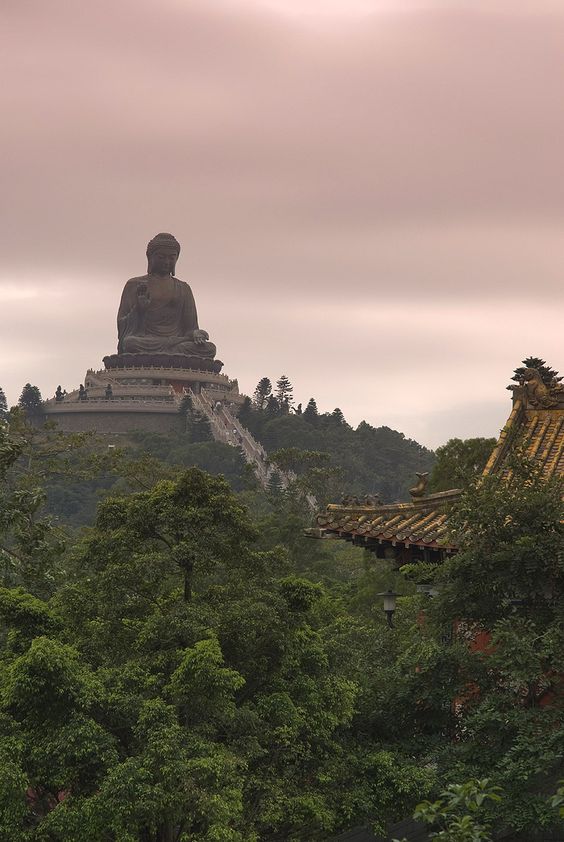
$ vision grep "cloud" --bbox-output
[1,0,562,448]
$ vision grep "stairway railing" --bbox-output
[190,390,317,508]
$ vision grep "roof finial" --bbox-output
[410,472,429,499]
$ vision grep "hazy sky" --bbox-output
[1,0,562,448]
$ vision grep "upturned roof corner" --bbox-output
[310,364,564,561]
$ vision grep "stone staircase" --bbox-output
[189,389,274,489]
[190,389,315,506]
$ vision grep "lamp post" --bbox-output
[376,589,398,628]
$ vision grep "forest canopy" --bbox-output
[0,365,562,841]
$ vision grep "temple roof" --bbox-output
[313,489,460,551]
[483,402,564,483]
[308,367,564,554]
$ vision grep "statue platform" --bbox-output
[43,361,244,435]
[103,353,223,374]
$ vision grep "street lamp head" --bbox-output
[376,589,398,628]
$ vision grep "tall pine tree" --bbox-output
[18,384,43,419]
[178,394,193,416]
[330,407,346,425]
[237,396,254,427]
[275,375,293,407]
[265,395,279,416]
[188,410,213,443]
[266,468,284,496]
[303,398,319,425]
[253,377,272,409]
[0,387,7,421]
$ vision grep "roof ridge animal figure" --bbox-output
[409,472,429,499]
[522,367,562,408]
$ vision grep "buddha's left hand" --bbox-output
[193,329,209,345]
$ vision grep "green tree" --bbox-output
[92,468,256,602]
[303,398,319,425]
[396,779,502,842]
[0,615,249,841]
[178,395,213,443]
[265,394,279,416]
[124,430,253,494]
[175,440,256,492]
[0,425,445,840]
[415,455,564,836]
[267,468,284,496]
[18,383,43,420]
[275,374,293,407]
[551,782,564,819]
[269,447,330,476]
[178,392,192,416]
[237,395,254,427]
[437,454,563,625]
[187,409,212,443]
[253,377,272,409]
[329,407,346,425]
[0,386,8,421]
[0,410,91,596]
[428,437,496,493]
[237,400,434,502]
[268,447,341,507]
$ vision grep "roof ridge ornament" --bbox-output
[409,472,429,499]
[509,367,564,409]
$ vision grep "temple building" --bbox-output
[307,366,564,560]
[322,369,563,842]
[42,233,245,435]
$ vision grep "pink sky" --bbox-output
[1,0,562,447]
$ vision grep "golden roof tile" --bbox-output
[310,366,563,553]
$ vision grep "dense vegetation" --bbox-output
[0,413,432,841]
[0,364,562,841]
[10,373,439,529]
[427,437,497,493]
[239,375,435,502]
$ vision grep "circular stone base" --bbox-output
[103,353,224,373]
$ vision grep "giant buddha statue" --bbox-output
[104,233,221,372]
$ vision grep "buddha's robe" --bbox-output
[117,276,216,358]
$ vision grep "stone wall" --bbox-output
[46,409,183,435]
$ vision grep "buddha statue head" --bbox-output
[146,232,181,277]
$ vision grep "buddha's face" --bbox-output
[149,248,178,277]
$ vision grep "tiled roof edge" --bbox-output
[482,398,524,478]
[326,488,461,517]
